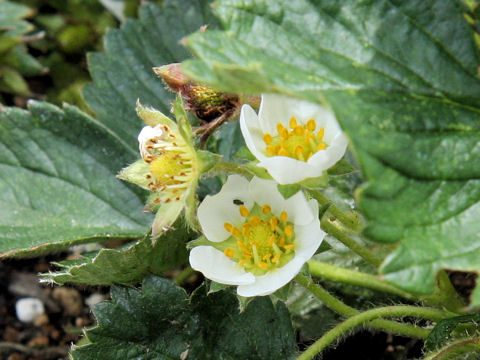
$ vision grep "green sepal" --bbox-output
[136,99,177,129]
[236,294,253,312]
[243,162,272,179]
[209,280,230,294]
[184,187,200,231]
[151,199,184,240]
[116,159,150,190]
[144,192,161,213]
[187,235,212,249]
[197,150,221,173]
[277,184,301,199]
[300,172,329,190]
[172,95,193,146]
[327,159,356,176]
[271,282,294,302]
[315,240,333,255]
[235,146,256,161]
[187,235,234,253]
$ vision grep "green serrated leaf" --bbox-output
[0,65,29,95]
[425,313,480,350]
[0,1,34,36]
[0,36,17,55]
[71,275,298,360]
[41,220,193,285]
[2,45,46,76]
[181,0,480,306]
[0,101,151,258]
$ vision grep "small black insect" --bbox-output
[268,318,276,323]
[233,199,244,205]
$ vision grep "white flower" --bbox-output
[118,101,198,238]
[189,175,325,297]
[240,94,348,185]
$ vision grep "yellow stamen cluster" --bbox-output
[222,204,296,274]
[142,124,196,202]
[263,116,327,161]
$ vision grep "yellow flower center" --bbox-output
[263,116,327,161]
[149,151,187,186]
[142,124,196,196]
[222,204,296,275]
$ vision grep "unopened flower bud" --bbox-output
[154,63,239,122]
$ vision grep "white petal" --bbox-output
[138,125,165,159]
[239,105,268,162]
[197,175,253,242]
[309,132,349,170]
[248,177,286,215]
[241,94,349,185]
[237,256,306,297]
[294,200,325,260]
[190,246,255,285]
[258,94,307,134]
[284,191,314,226]
[259,156,320,185]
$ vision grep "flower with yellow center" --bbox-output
[189,175,325,297]
[240,94,348,185]
[118,100,199,238]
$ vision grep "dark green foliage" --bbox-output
[0,101,151,257]
[41,220,195,285]
[181,0,480,306]
[72,275,298,360]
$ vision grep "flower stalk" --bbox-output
[306,189,362,231]
[320,217,382,267]
[307,260,416,301]
[297,305,446,360]
[295,274,433,340]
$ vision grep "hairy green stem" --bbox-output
[424,338,480,360]
[295,274,431,339]
[308,260,465,313]
[321,218,382,267]
[297,305,447,360]
[307,189,362,231]
[173,266,195,285]
[307,260,416,300]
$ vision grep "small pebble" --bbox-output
[85,293,105,309]
[15,298,45,323]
